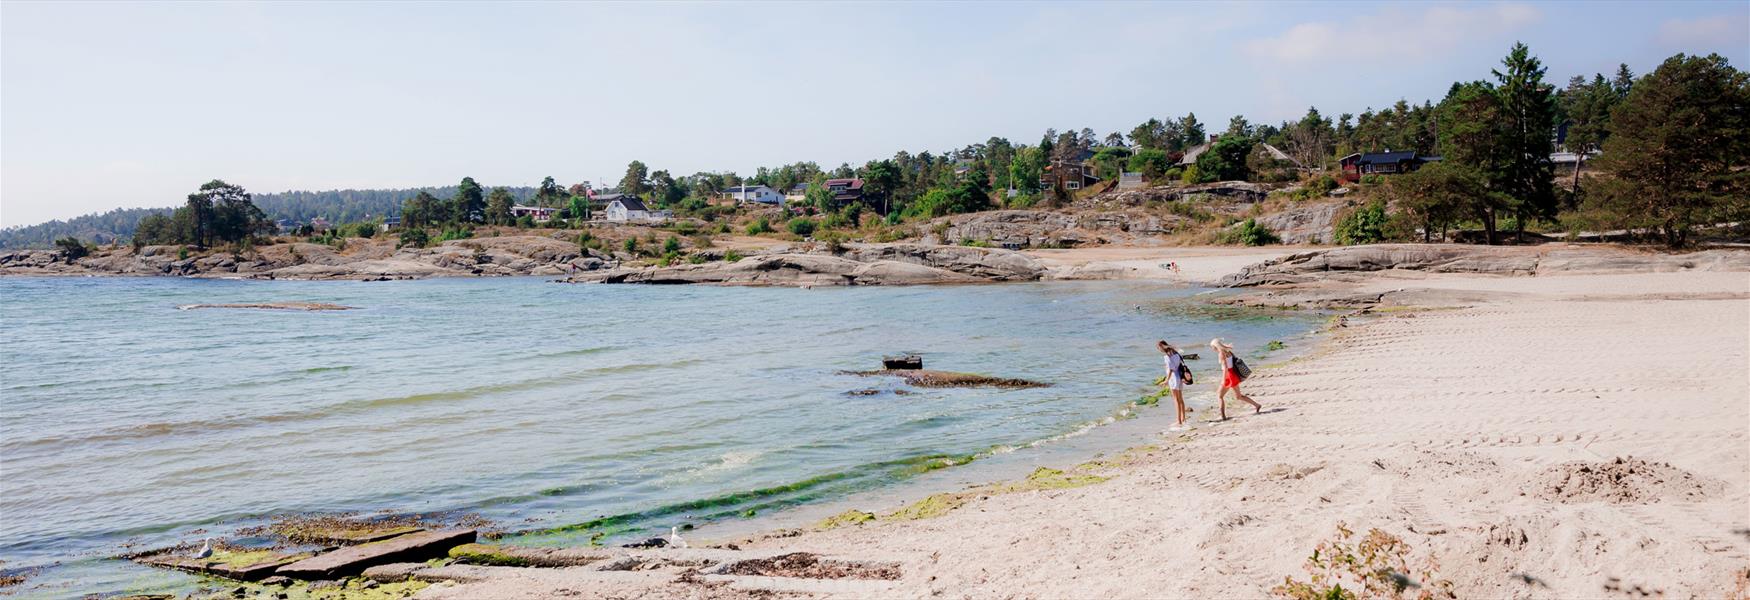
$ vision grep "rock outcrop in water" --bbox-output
[0,236,608,280]
[575,243,1046,286]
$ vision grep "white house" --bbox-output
[605,196,661,222]
[723,185,784,205]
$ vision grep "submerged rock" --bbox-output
[175,302,357,311]
[844,369,1049,389]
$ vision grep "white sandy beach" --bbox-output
[411,261,1749,599]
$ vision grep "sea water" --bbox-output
[0,276,1315,596]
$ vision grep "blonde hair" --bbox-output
[1209,338,1233,353]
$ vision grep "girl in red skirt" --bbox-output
[1211,338,1262,420]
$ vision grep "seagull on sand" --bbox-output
[669,526,689,549]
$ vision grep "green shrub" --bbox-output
[1218,219,1280,246]
[884,212,902,226]
[1360,174,1385,185]
[516,215,534,228]
[746,217,772,235]
[723,250,744,262]
[1179,165,1200,184]
[398,228,430,248]
[786,217,817,237]
[1164,167,1185,181]
[960,238,993,248]
[437,227,473,243]
[178,247,190,260]
[353,222,378,239]
[817,231,849,254]
[687,253,707,264]
[622,238,639,255]
[673,221,699,236]
[663,236,683,255]
[1007,193,1039,209]
[54,237,89,261]
[1334,201,1388,245]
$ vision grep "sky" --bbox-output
[2,0,1746,228]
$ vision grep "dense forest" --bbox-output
[1,186,535,249]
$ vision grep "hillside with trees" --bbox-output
[5,45,1742,252]
[0,186,535,249]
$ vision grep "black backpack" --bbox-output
[1178,361,1194,386]
[1232,356,1252,380]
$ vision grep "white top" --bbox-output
[1163,353,1183,389]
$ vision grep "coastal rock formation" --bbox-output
[1220,244,1750,287]
[584,254,982,286]
[1249,200,1343,245]
[928,211,1181,248]
[580,243,1047,286]
[0,235,606,281]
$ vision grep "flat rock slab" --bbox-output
[138,550,312,581]
[175,302,357,311]
[277,528,475,579]
[281,524,423,545]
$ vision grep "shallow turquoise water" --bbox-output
[0,276,1313,596]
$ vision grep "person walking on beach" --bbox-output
[1157,341,1189,430]
[1211,338,1262,420]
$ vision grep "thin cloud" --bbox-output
[1655,14,1748,50]
[1244,3,1541,64]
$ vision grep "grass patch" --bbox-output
[448,543,530,567]
[986,467,1109,493]
[884,493,971,521]
[815,509,876,530]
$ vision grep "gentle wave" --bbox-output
[2,358,711,453]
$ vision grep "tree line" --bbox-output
[9,45,1741,251]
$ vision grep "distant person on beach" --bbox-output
[1211,338,1262,419]
[1157,341,1189,430]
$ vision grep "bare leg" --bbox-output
[1171,389,1186,425]
[1217,386,1229,420]
[1235,386,1263,414]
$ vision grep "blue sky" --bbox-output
[2,1,1745,227]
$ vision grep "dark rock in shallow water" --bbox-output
[622,537,668,548]
[175,302,357,311]
[844,369,1049,389]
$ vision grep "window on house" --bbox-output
[1066,181,1081,190]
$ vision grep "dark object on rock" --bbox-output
[1182,353,1200,360]
[259,576,291,586]
[276,528,476,580]
[883,354,923,370]
[622,537,668,548]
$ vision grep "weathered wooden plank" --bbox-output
[276,528,475,579]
